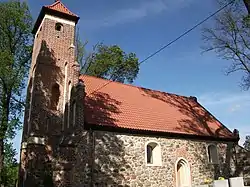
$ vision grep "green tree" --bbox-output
[244,135,250,150]
[2,142,18,187]
[202,0,250,90]
[0,0,33,183]
[79,42,140,84]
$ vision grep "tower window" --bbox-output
[51,83,60,110]
[55,23,63,31]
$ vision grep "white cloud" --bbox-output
[85,0,193,28]
[229,104,241,112]
[198,92,250,106]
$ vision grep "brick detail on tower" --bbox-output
[18,1,82,187]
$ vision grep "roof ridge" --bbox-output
[45,1,60,8]
[45,0,78,17]
[79,74,190,99]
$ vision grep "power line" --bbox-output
[87,0,235,96]
[139,0,234,65]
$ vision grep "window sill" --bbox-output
[146,163,162,167]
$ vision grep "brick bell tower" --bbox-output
[19,1,83,186]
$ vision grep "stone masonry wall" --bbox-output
[73,130,237,187]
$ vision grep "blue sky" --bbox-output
[13,0,250,159]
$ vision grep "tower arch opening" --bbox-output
[51,83,60,110]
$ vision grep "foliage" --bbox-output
[75,28,87,69]
[244,135,250,150]
[78,41,140,84]
[0,0,33,183]
[2,142,18,187]
[218,177,225,180]
[202,0,250,90]
[203,178,213,184]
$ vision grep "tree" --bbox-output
[244,135,250,150]
[78,40,140,84]
[2,142,18,187]
[202,0,250,90]
[0,0,33,184]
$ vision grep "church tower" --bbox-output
[19,1,82,186]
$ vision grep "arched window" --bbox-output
[176,158,191,187]
[68,81,72,101]
[51,83,60,110]
[55,23,63,31]
[208,144,218,164]
[145,142,162,166]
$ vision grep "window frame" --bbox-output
[145,141,162,166]
[175,157,191,187]
[55,22,63,32]
[207,144,219,165]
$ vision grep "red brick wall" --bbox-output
[19,14,81,187]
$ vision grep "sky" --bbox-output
[13,0,250,160]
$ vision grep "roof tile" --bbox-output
[80,75,235,140]
[45,0,78,17]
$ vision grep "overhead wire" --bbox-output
[87,0,235,96]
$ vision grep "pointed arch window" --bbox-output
[176,158,191,187]
[68,81,72,101]
[51,83,60,110]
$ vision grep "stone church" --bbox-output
[18,1,250,187]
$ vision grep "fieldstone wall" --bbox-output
[73,130,238,187]
[235,145,250,185]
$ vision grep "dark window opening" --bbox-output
[147,145,153,164]
[55,23,63,31]
[51,83,60,110]
[208,144,218,164]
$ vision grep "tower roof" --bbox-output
[45,0,78,17]
[32,0,79,34]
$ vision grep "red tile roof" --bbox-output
[80,75,236,140]
[45,0,78,17]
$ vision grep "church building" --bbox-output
[19,1,249,187]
